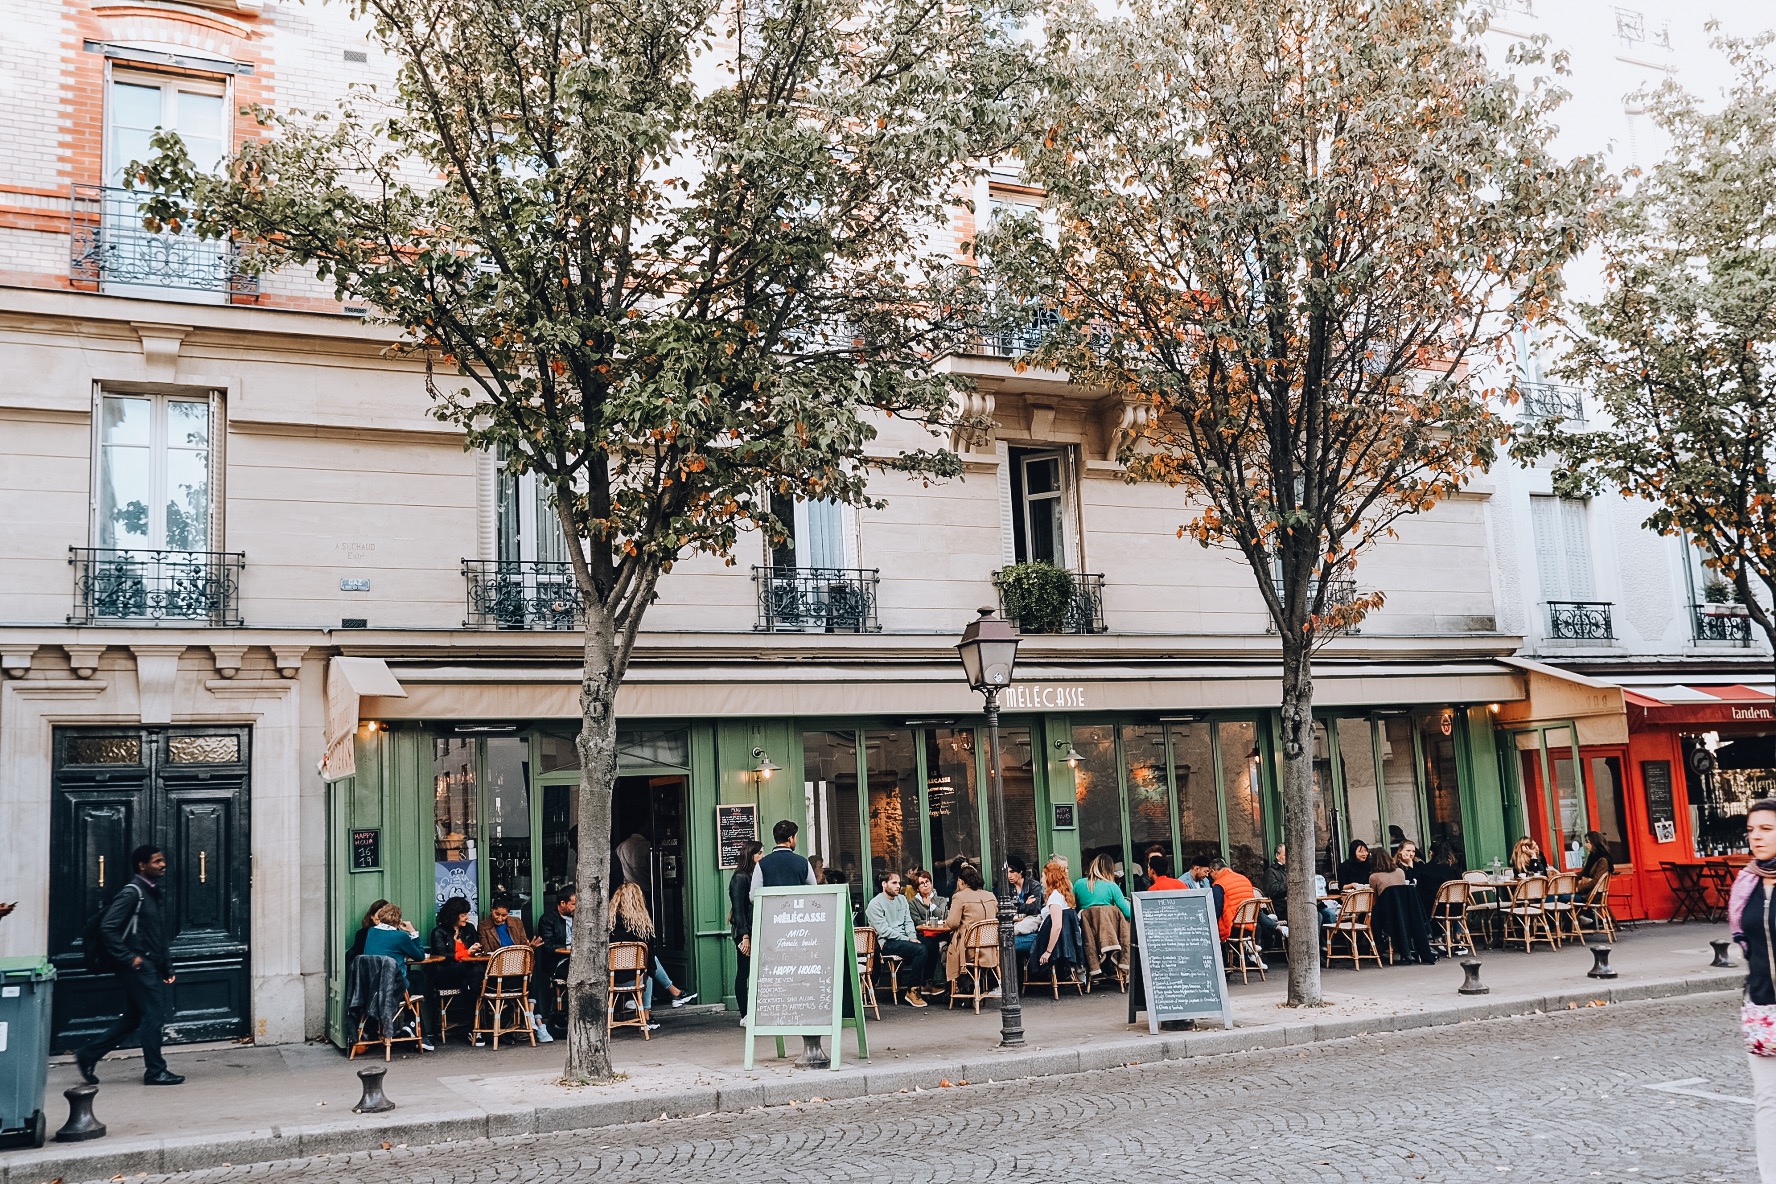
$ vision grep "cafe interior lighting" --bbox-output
[1054,739,1085,768]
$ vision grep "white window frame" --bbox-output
[91,387,220,553]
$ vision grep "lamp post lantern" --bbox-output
[956,605,1024,1047]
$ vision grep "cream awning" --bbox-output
[1493,658,1628,746]
[321,657,407,781]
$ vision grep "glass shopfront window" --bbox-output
[1418,711,1465,858]
[1170,722,1220,869]
[999,726,1040,876]
[1379,717,1422,848]
[1219,720,1266,880]
[1589,755,1630,865]
[1338,717,1383,851]
[926,729,983,893]
[803,730,863,889]
[433,738,479,914]
[1072,723,1123,879]
[484,737,534,915]
[1122,723,1173,877]
[864,729,920,890]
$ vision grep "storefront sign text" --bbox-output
[1730,705,1773,721]
[1000,684,1088,711]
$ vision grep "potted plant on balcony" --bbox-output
[996,561,1077,633]
[1701,578,1751,616]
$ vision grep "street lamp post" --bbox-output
[956,605,1024,1048]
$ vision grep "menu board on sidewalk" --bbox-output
[717,804,758,870]
[1129,888,1234,1034]
[742,884,867,1070]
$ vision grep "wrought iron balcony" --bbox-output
[68,547,244,626]
[1547,600,1614,641]
[1692,604,1753,645]
[1517,382,1584,423]
[752,566,881,633]
[463,560,584,630]
[69,184,257,296]
[992,570,1107,634]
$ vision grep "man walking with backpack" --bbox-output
[77,845,183,1086]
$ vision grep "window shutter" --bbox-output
[1530,495,1564,601]
[996,440,1016,565]
[1559,499,1594,600]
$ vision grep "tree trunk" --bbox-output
[1279,639,1324,1007]
[562,610,620,1082]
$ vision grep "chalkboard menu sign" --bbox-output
[350,828,380,872]
[1128,888,1233,1033]
[743,885,867,1069]
[1642,760,1676,843]
[717,804,758,870]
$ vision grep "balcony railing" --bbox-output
[753,566,881,633]
[69,184,257,296]
[68,547,244,626]
[1518,382,1584,423]
[992,570,1107,634]
[1547,600,1614,641]
[1692,604,1754,645]
[463,560,583,630]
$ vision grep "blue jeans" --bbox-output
[640,958,674,1010]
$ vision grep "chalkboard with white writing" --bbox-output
[717,804,758,870]
[1129,888,1233,1033]
[743,885,868,1069]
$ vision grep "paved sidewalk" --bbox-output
[3,923,1745,1184]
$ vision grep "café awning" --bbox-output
[1493,658,1628,746]
[321,657,407,781]
[1625,683,1776,729]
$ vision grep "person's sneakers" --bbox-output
[74,1054,100,1085]
[143,1070,186,1086]
[1276,922,1290,940]
[645,1022,661,1031]
[620,998,637,1012]
[985,988,1002,999]
[670,992,698,1008]
[420,1039,437,1052]
[534,1024,555,1043]
[904,988,928,1008]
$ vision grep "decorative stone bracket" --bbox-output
[950,389,998,453]
[1097,395,1153,463]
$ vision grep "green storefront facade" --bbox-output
[323,698,1513,1042]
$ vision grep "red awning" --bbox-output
[1626,684,1776,728]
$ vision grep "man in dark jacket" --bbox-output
[77,845,183,1086]
[750,819,817,899]
[534,891,576,1030]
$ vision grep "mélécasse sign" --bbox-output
[1000,684,1088,710]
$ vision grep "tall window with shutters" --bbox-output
[1530,495,1611,639]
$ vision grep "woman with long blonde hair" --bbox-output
[608,882,693,1019]
[1510,836,1548,877]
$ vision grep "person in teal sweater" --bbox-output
[360,902,436,1048]
[1073,854,1132,919]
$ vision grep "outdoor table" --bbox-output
[1661,861,1711,922]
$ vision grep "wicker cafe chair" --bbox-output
[1224,897,1266,984]
[436,984,467,1045]
[607,941,651,1038]
[473,945,537,1049]
[1431,879,1474,956]
[949,919,1001,1013]
[1543,871,1580,945]
[348,957,427,1062]
[1575,873,1617,943]
[854,927,882,1021]
[1462,871,1501,947]
[1323,886,1383,970]
[1503,875,1557,953]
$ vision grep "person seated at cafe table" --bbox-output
[1394,840,1423,883]
[940,863,999,988]
[1510,836,1549,877]
[362,902,437,1049]
[479,897,544,952]
[1337,840,1373,888]
[865,871,931,1006]
[1576,831,1614,896]
[1366,847,1438,963]
[535,891,576,1032]
[1144,851,1189,891]
[1006,856,1043,956]
[608,882,694,1026]
[345,898,391,970]
[1188,856,1282,944]
[910,870,949,928]
[1415,839,1464,914]
[1074,854,1134,918]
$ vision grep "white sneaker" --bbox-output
[534,1024,554,1043]
[1277,923,1290,940]
[420,1040,436,1052]
[670,992,698,1009]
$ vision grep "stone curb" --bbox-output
[4,973,1740,1184]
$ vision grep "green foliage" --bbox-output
[1514,29,1776,647]
[982,0,1602,648]
[996,561,1076,633]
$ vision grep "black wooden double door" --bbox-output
[49,727,252,1051]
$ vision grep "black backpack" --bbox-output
[80,884,142,974]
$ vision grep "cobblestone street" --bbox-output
[120,995,1753,1184]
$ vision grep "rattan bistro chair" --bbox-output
[1575,873,1617,943]
[607,941,651,1038]
[1503,875,1557,953]
[949,919,1002,1013]
[854,927,882,1020]
[1543,871,1580,945]
[1462,871,1501,947]
[1224,897,1267,984]
[1431,879,1474,956]
[472,945,537,1049]
[1323,886,1383,970]
[347,957,427,1062]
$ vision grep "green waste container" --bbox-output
[0,958,53,1149]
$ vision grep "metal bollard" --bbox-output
[55,1084,106,1142]
[794,1035,830,1070]
[1710,939,1734,969]
[1458,958,1488,995]
[1586,944,1617,979]
[353,1065,396,1114]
